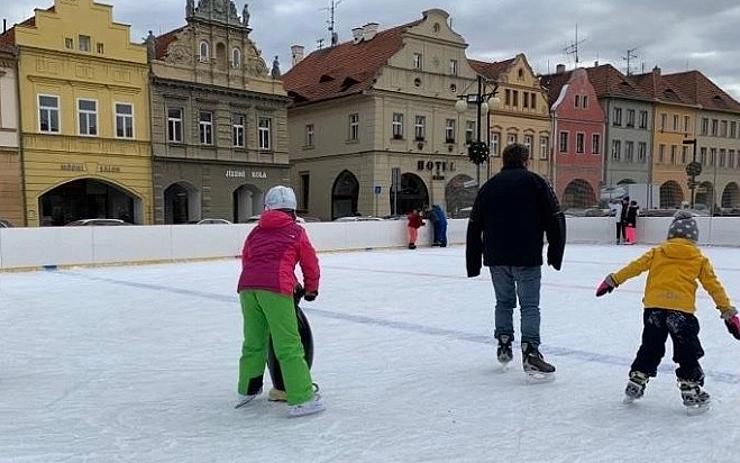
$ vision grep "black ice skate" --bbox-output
[522,343,555,383]
[496,334,513,368]
[623,371,649,404]
[678,379,711,415]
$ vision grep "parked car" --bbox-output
[196,218,233,225]
[333,216,384,222]
[65,219,130,226]
[0,219,14,228]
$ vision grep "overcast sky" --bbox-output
[4,0,740,97]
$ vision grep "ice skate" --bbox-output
[678,379,711,415]
[522,343,555,383]
[234,388,262,409]
[268,388,287,402]
[496,334,513,369]
[623,371,649,404]
[288,394,326,418]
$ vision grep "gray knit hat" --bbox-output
[667,210,699,242]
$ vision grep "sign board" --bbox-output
[463,180,478,189]
[374,186,382,195]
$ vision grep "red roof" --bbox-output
[468,58,515,80]
[630,69,694,106]
[585,64,651,101]
[154,25,186,60]
[282,20,421,104]
[539,70,574,108]
[662,70,740,113]
[0,6,54,47]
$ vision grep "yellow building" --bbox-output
[469,54,552,180]
[632,68,699,208]
[3,0,152,226]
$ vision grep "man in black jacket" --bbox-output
[466,144,566,376]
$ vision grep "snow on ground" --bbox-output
[1,244,740,463]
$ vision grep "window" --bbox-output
[449,59,458,76]
[626,109,635,128]
[673,114,679,131]
[731,121,737,138]
[167,108,183,143]
[96,42,104,54]
[711,119,718,136]
[700,147,707,165]
[38,95,60,134]
[413,115,425,141]
[445,119,456,143]
[199,41,210,62]
[575,95,581,108]
[710,148,717,166]
[730,150,736,170]
[576,133,585,154]
[670,145,677,165]
[613,107,622,127]
[684,116,690,134]
[659,144,665,163]
[115,103,134,139]
[523,93,529,109]
[512,90,518,107]
[258,117,272,150]
[720,149,727,167]
[507,133,517,146]
[701,118,709,136]
[349,113,360,141]
[611,140,622,161]
[491,132,500,156]
[625,141,634,162]
[465,121,476,144]
[638,142,647,162]
[232,114,245,147]
[232,48,241,68]
[65,37,73,49]
[300,173,310,210]
[559,132,568,153]
[199,111,213,145]
[721,120,728,138]
[592,134,601,154]
[660,113,667,131]
[77,99,98,136]
[639,111,648,129]
[539,136,549,160]
[524,134,534,153]
[413,53,423,70]
[531,93,537,110]
[505,90,511,106]
[392,113,404,139]
[682,146,689,165]
[305,124,315,147]
[79,35,91,52]
[583,96,589,108]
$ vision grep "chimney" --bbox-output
[594,60,599,67]
[3,19,6,34]
[652,65,661,76]
[556,64,566,74]
[291,45,304,65]
[362,22,379,41]
[352,27,364,44]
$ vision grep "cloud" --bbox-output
[4,0,740,98]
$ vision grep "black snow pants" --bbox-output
[630,309,705,383]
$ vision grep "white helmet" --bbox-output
[264,185,297,211]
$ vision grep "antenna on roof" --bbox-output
[563,24,587,67]
[622,47,638,76]
[321,0,343,47]
[317,38,325,50]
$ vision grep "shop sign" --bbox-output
[98,165,121,174]
[61,163,85,172]
[226,170,247,179]
[416,160,456,172]
[251,171,267,179]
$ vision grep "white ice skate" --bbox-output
[679,380,711,416]
[288,394,326,418]
[234,389,262,409]
[623,371,649,405]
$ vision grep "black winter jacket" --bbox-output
[466,166,566,277]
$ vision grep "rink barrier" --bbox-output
[0,218,738,271]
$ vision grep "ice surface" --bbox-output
[1,244,739,462]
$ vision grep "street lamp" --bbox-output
[455,75,500,187]
[682,138,701,209]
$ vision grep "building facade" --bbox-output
[3,0,153,226]
[284,9,483,220]
[149,0,290,224]
[469,54,551,181]
[0,45,24,226]
[541,68,605,209]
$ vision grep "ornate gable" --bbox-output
[187,0,250,29]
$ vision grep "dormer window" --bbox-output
[199,41,210,62]
[79,35,91,52]
[413,53,423,71]
[518,69,524,80]
[232,47,241,68]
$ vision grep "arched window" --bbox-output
[232,47,241,69]
[199,41,210,62]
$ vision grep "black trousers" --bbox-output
[630,309,705,383]
[616,222,626,241]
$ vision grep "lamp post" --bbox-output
[455,75,500,187]
[682,138,700,209]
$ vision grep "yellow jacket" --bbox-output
[612,238,732,314]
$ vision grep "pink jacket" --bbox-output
[237,210,320,296]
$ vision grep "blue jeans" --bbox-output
[490,266,542,346]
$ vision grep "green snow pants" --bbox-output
[238,290,314,405]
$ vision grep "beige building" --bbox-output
[0,44,23,226]
[283,9,484,220]
[469,54,552,180]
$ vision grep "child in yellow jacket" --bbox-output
[596,210,739,411]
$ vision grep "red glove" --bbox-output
[722,308,740,340]
[596,275,617,297]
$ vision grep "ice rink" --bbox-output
[2,244,740,462]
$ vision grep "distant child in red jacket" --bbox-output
[407,209,424,249]
[236,186,324,417]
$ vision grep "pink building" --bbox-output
[540,68,606,209]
